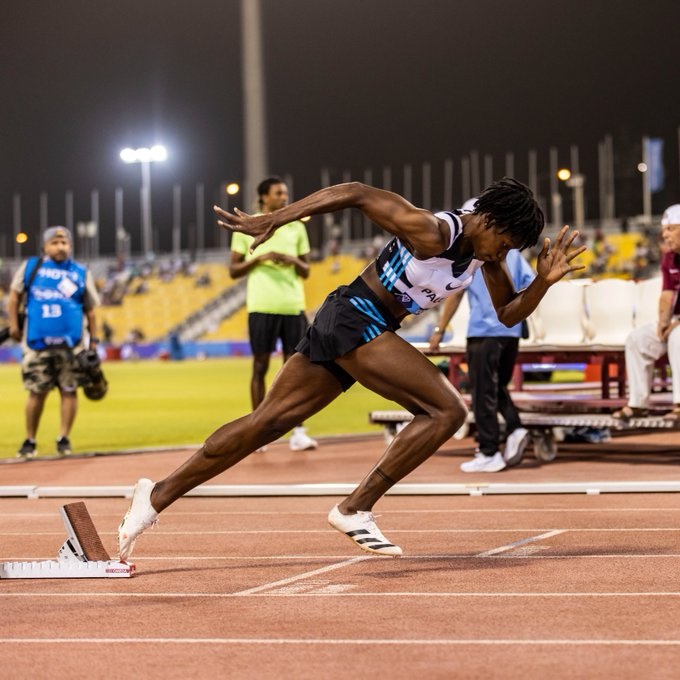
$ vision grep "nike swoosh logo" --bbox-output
[445,282,460,290]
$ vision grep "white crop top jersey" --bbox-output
[374,210,484,315]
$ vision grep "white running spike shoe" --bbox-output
[328,504,402,556]
[118,478,159,561]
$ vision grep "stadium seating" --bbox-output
[583,278,636,348]
[525,280,588,347]
[99,263,232,343]
[431,275,667,400]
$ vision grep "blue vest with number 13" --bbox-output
[25,256,87,350]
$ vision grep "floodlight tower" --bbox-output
[120,145,167,256]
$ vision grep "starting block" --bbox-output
[0,501,134,579]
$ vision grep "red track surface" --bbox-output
[2,432,680,678]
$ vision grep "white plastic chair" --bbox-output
[583,278,636,347]
[634,276,663,328]
[447,293,471,349]
[519,313,539,347]
[531,280,588,347]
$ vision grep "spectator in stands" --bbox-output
[613,204,680,422]
[118,178,585,561]
[591,229,614,276]
[124,327,145,343]
[430,200,535,472]
[168,331,184,361]
[229,176,318,451]
[134,280,149,295]
[101,320,114,344]
[7,227,100,458]
[195,271,212,288]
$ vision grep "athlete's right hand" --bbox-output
[213,206,277,252]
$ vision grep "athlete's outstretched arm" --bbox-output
[482,225,586,327]
[214,182,449,257]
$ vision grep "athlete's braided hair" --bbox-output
[472,177,544,251]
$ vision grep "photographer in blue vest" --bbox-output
[8,226,100,458]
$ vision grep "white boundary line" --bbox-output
[232,556,371,595]
[1,638,680,646]
[2,527,678,537]
[3,553,680,561]
[3,591,680,599]
[475,530,565,557]
[6,508,680,517]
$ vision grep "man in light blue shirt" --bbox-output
[430,247,535,472]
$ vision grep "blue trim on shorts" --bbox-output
[349,296,387,327]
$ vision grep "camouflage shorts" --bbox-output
[21,348,86,394]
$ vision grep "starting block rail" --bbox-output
[1,501,133,579]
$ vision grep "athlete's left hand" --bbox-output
[535,225,586,285]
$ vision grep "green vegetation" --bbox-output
[0,357,399,458]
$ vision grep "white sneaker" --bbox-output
[328,504,402,556]
[118,478,159,561]
[503,427,530,466]
[460,451,506,472]
[289,426,318,451]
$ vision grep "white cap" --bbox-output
[661,204,680,226]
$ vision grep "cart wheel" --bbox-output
[533,429,557,462]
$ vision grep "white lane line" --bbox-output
[232,556,371,595]
[1,638,680,646]
[4,591,680,599]
[3,508,680,519]
[3,527,679,536]
[3,553,680,562]
[475,530,565,557]
[4,507,680,516]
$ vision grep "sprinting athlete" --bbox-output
[118,178,585,559]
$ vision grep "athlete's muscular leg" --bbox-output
[150,354,343,511]
[335,333,467,513]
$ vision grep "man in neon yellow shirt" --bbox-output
[230,176,317,451]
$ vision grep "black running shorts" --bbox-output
[296,276,400,391]
[248,312,309,355]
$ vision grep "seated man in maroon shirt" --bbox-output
[614,204,680,421]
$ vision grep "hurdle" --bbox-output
[0,501,134,579]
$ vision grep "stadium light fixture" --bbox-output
[119,145,167,256]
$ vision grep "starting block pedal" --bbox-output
[1,501,134,579]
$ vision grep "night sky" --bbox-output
[2,0,679,256]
